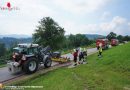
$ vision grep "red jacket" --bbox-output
[73,52,78,57]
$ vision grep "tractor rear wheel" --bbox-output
[23,58,38,74]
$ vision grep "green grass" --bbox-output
[18,43,130,90]
[0,64,6,68]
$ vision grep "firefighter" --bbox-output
[79,48,84,64]
[98,43,103,57]
[78,48,87,64]
[73,49,78,66]
[83,48,87,64]
[83,48,87,56]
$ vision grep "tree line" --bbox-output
[106,32,130,42]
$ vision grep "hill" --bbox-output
[0,37,32,48]
[84,34,105,39]
[0,34,31,38]
[17,43,130,90]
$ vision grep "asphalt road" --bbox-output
[0,48,97,83]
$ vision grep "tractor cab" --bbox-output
[12,44,39,62]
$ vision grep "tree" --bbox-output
[123,35,130,41]
[68,34,76,48]
[0,43,6,57]
[75,34,89,46]
[117,35,123,43]
[68,34,90,48]
[106,32,117,41]
[33,17,65,50]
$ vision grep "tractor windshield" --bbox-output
[13,47,27,54]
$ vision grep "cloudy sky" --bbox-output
[0,0,130,36]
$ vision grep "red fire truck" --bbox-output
[111,39,119,46]
[96,39,109,49]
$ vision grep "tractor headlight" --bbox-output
[22,55,26,60]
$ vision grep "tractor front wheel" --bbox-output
[44,57,52,68]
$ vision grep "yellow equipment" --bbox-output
[51,57,70,63]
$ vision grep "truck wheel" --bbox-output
[23,58,38,74]
[44,57,52,68]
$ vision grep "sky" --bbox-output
[0,0,130,36]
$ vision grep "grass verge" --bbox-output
[0,64,6,68]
